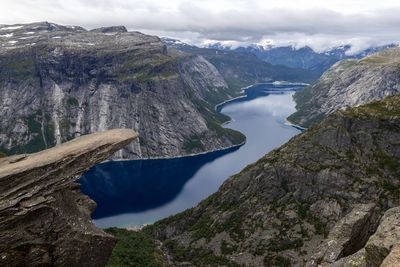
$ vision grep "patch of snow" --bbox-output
[8,40,18,45]
[23,31,35,35]
[1,26,23,30]
[19,36,36,40]
[0,33,13,38]
[52,36,61,39]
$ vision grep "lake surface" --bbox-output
[80,83,304,228]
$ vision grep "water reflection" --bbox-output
[80,146,239,219]
[80,83,304,228]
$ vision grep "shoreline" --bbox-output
[284,118,307,131]
[106,140,246,162]
[103,84,253,163]
[104,81,306,163]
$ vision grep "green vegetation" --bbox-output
[0,55,35,80]
[23,111,55,153]
[4,111,55,156]
[264,254,292,267]
[360,55,391,64]
[66,97,79,107]
[164,240,239,266]
[268,238,304,252]
[0,151,6,158]
[189,95,246,146]
[375,150,400,173]
[190,214,215,240]
[144,208,194,235]
[105,228,166,267]
[114,52,181,82]
[220,240,238,255]
[183,135,204,153]
[344,95,400,118]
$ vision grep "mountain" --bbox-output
[0,129,137,267]
[123,94,400,266]
[288,47,400,128]
[162,38,319,92]
[233,44,395,75]
[0,22,245,159]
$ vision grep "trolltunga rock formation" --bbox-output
[0,129,137,267]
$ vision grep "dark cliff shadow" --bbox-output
[79,146,239,219]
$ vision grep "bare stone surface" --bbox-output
[0,22,243,160]
[288,47,400,128]
[0,129,137,267]
[365,207,400,266]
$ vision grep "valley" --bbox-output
[0,12,399,267]
[80,83,305,228]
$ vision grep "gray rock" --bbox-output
[0,22,244,159]
[288,48,400,128]
[308,203,379,265]
[365,207,400,266]
[146,95,400,266]
[0,129,137,267]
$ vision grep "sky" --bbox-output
[1,0,400,53]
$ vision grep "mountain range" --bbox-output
[206,42,396,75]
[0,22,337,160]
[0,22,249,159]
[1,21,400,267]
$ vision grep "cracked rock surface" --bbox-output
[0,129,137,267]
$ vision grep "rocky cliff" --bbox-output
[0,22,244,159]
[288,47,400,128]
[0,129,137,267]
[137,95,400,266]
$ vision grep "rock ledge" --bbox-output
[0,129,137,267]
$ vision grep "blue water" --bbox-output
[80,83,304,228]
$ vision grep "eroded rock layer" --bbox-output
[0,129,137,267]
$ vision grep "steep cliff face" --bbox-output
[288,47,400,128]
[0,22,244,159]
[0,129,137,267]
[142,96,400,266]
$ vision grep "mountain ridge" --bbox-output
[0,22,246,159]
[288,47,400,128]
[137,94,400,266]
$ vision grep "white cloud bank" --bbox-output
[1,0,399,52]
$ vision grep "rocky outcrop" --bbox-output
[143,95,400,266]
[288,47,400,128]
[329,207,400,267]
[0,22,244,159]
[0,129,137,267]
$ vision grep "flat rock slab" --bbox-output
[0,129,137,267]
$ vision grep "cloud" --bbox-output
[0,0,399,51]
